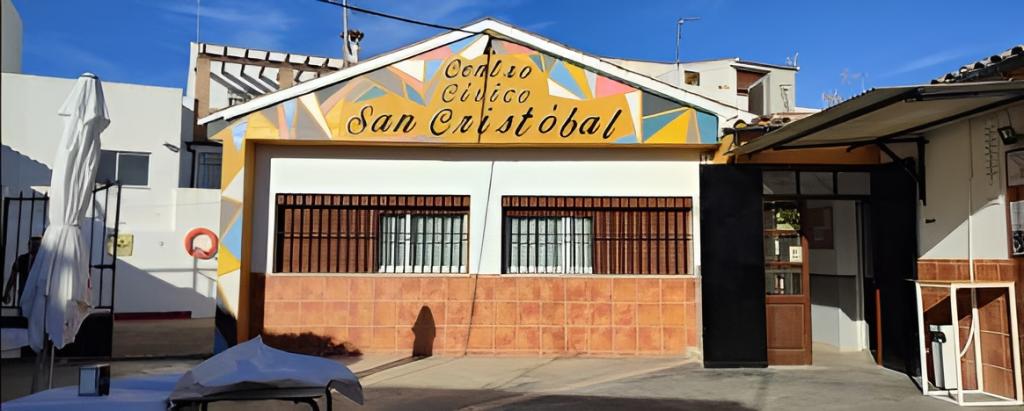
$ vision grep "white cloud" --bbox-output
[146,0,297,50]
[26,36,120,78]
[882,49,972,78]
[349,0,511,56]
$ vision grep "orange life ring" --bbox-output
[184,228,218,260]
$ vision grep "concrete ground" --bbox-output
[112,318,214,358]
[4,321,1020,410]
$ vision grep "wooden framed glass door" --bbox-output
[763,201,812,365]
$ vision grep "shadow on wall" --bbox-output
[111,258,217,318]
[412,306,436,356]
[259,305,438,358]
[0,145,53,190]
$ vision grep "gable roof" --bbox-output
[198,18,754,126]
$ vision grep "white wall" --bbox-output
[605,57,798,115]
[1,0,21,73]
[606,58,742,111]
[807,200,866,351]
[1,73,219,317]
[250,146,704,275]
[917,103,1024,260]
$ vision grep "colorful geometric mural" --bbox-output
[210,34,720,348]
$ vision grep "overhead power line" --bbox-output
[315,0,479,33]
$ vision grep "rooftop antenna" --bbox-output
[195,0,201,43]
[675,17,701,65]
[341,0,350,62]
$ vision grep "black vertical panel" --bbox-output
[870,160,919,375]
[700,164,767,368]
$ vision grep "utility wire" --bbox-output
[315,0,479,33]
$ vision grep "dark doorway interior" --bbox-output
[700,163,918,375]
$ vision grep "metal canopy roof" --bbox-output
[734,81,1024,155]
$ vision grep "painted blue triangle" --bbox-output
[641,111,682,141]
[231,119,248,150]
[222,217,243,259]
[613,134,638,144]
[356,86,387,102]
[697,110,719,143]
[406,84,424,105]
[448,35,478,54]
[530,55,544,72]
[549,61,585,99]
[425,59,442,82]
[282,100,296,129]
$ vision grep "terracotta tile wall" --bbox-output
[917,259,1021,399]
[261,275,700,356]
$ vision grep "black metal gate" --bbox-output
[1,183,123,357]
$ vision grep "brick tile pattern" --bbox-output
[262,275,699,356]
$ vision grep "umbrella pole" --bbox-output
[48,343,55,388]
[30,287,55,393]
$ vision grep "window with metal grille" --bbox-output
[274,194,469,273]
[502,196,692,275]
[379,214,467,273]
[507,216,593,274]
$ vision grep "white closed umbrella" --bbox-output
[19,73,109,388]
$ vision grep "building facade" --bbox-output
[0,73,221,319]
[200,19,758,353]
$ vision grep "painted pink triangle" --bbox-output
[595,76,635,97]
[416,46,454,60]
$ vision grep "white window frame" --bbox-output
[378,214,468,274]
[506,216,593,274]
[101,150,150,187]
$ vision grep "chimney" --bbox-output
[345,30,364,66]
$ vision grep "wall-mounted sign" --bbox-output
[224,35,718,147]
[106,233,133,257]
[788,245,803,263]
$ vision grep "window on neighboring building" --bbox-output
[98,150,150,186]
[502,196,692,275]
[195,151,222,189]
[684,71,700,86]
[273,194,469,273]
[736,69,766,95]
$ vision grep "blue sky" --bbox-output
[12,0,1023,108]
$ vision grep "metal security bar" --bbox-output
[502,196,692,275]
[506,216,593,274]
[274,194,470,273]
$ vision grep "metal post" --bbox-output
[1007,282,1022,403]
[341,0,349,63]
[1,197,10,302]
[950,284,964,405]
[110,184,122,316]
[915,282,928,395]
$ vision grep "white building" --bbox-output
[1,73,220,318]
[607,57,808,116]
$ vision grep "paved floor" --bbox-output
[206,348,1021,410]
[4,334,1020,410]
[112,318,214,358]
